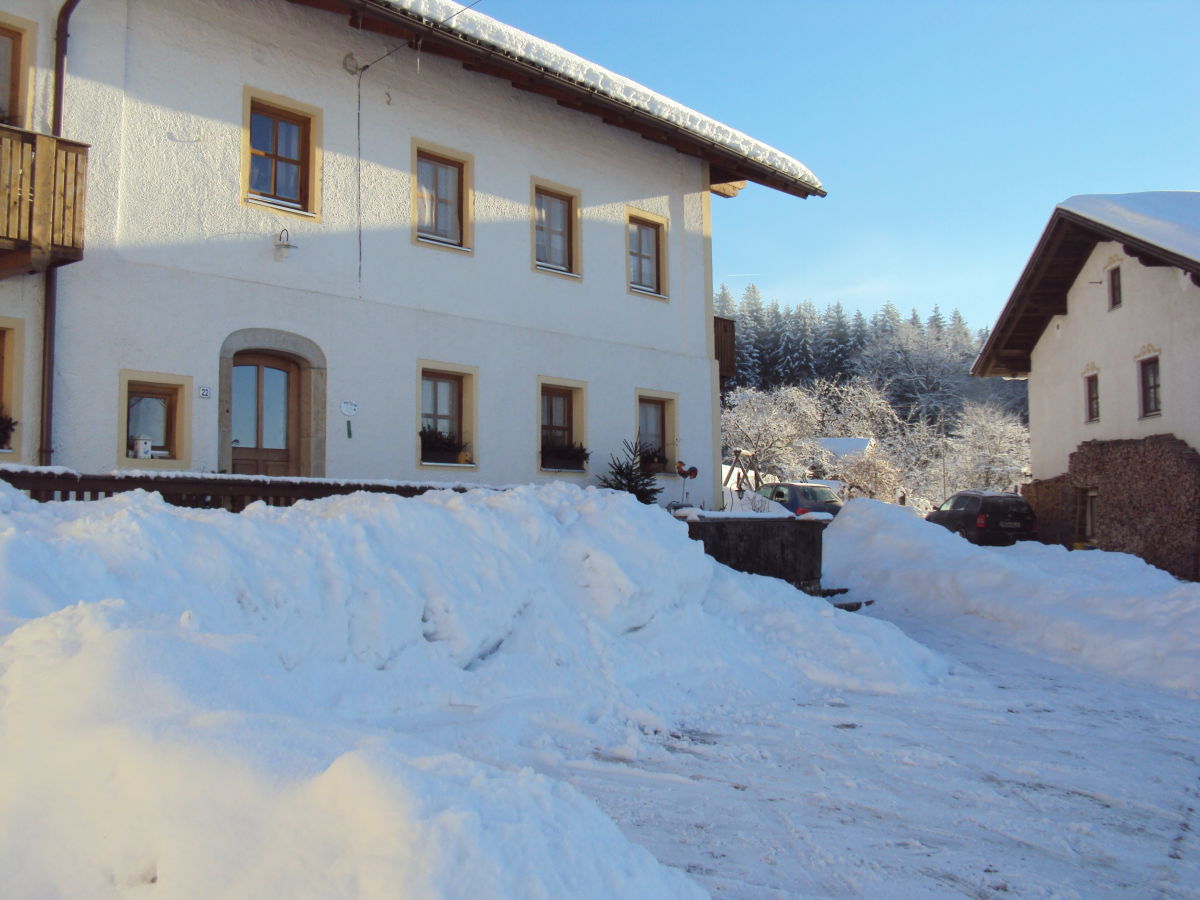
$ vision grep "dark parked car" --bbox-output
[756,482,844,517]
[926,490,1038,545]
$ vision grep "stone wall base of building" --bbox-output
[1022,433,1200,581]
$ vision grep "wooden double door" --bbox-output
[231,351,300,476]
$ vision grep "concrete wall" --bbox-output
[0,0,722,504]
[1028,241,1200,480]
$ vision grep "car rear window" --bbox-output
[983,497,1032,517]
[799,486,840,504]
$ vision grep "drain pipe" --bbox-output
[38,0,82,465]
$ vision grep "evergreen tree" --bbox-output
[713,283,736,318]
[817,301,853,381]
[789,302,819,385]
[758,300,787,389]
[871,301,903,338]
[734,284,766,388]
[909,308,925,331]
[926,305,945,338]
[850,309,870,356]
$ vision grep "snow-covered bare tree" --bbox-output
[942,401,1030,492]
[720,387,824,479]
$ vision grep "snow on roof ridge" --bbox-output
[384,0,823,192]
[1057,191,1200,265]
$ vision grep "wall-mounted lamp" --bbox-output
[274,228,298,261]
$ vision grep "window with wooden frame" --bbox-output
[539,381,588,471]
[1084,373,1099,423]
[1139,356,1161,417]
[248,100,311,211]
[627,217,662,294]
[0,327,10,450]
[419,367,475,465]
[534,185,577,274]
[1107,266,1122,310]
[0,25,22,126]
[118,370,192,469]
[416,151,465,246]
[0,318,23,457]
[637,396,670,473]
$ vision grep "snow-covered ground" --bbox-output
[1,481,1196,897]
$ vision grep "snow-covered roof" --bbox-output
[974,191,1200,377]
[356,0,824,198]
[1058,192,1200,265]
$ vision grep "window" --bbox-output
[0,25,21,126]
[1139,357,1161,417]
[415,146,473,248]
[0,318,24,458]
[533,184,579,274]
[1085,374,1099,422]
[248,101,311,210]
[539,380,587,471]
[1107,266,1122,309]
[636,393,675,473]
[627,217,662,294]
[118,370,192,469]
[418,361,476,465]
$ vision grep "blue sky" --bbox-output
[481,0,1199,330]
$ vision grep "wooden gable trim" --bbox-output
[973,207,1200,378]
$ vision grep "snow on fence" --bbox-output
[0,468,476,512]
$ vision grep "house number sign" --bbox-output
[340,401,359,417]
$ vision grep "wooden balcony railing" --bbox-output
[714,315,736,381]
[0,125,88,280]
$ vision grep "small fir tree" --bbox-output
[597,439,663,505]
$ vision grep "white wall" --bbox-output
[0,0,724,505]
[1028,240,1200,478]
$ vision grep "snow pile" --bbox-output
[0,482,943,897]
[386,0,822,191]
[824,499,1200,693]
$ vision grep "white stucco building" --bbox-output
[974,192,1200,579]
[0,0,824,508]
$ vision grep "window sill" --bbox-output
[245,196,317,218]
[419,460,476,469]
[416,235,473,253]
[1084,418,1099,425]
[540,466,587,475]
[629,286,669,301]
[1139,411,1162,420]
[535,264,581,280]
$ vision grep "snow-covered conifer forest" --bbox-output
[715,284,1029,504]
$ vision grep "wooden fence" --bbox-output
[0,469,471,513]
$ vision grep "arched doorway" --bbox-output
[218,329,326,477]
[231,352,299,476]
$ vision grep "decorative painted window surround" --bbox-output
[531,180,582,278]
[242,87,323,220]
[117,369,193,470]
[635,388,678,474]
[626,206,669,299]
[537,376,587,473]
[412,141,474,252]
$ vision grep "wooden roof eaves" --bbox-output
[973,207,1200,378]
[287,0,826,200]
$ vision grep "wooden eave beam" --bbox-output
[283,0,825,200]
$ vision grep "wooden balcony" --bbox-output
[0,125,88,280]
